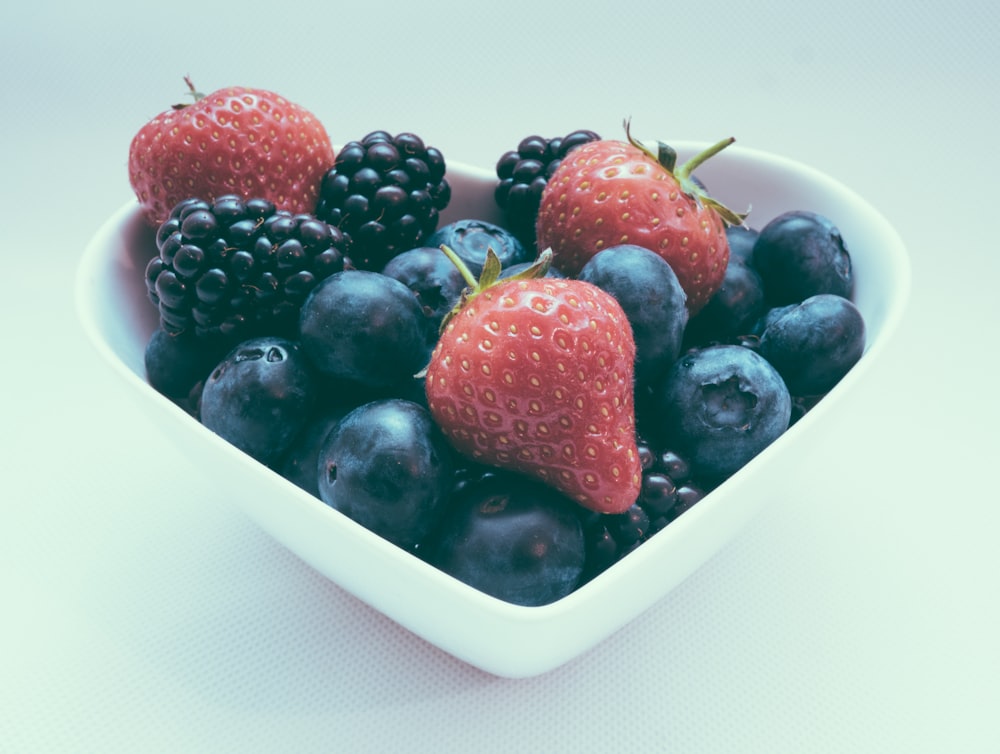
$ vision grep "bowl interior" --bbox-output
[75,143,910,678]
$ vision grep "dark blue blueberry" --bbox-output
[381,246,467,344]
[577,244,689,386]
[750,303,797,337]
[144,327,227,409]
[757,294,866,396]
[199,337,318,467]
[279,408,350,498]
[425,219,529,277]
[317,399,454,552]
[752,210,854,305]
[424,472,586,606]
[648,344,791,481]
[725,224,760,266]
[299,269,430,389]
[685,239,766,347]
[498,260,565,279]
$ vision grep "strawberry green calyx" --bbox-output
[623,118,748,227]
[437,245,552,331]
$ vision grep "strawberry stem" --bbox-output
[173,76,205,110]
[675,136,748,226]
[183,75,205,101]
[675,136,736,180]
[439,244,480,289]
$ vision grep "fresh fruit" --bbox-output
[535,122,747,313]
[684,226,767,347]
[128,79,335,228]
[279,408,349,498]
[579,437,706,582]
[577,244,689,385]
[127,113,873,603]
[647,344,792,481]
[298,269,430,389]
[423,471,587,606]
[145,195,350,345]
[381,246,468,346]
[750,302,795,338]
[424,248,642,515]
[199,337,318,468]
[314,130,450,270]
[724,224,760,265]
[143,326,227,410]
[757,293,866,396]
[494,129,602,246]
[317,399,455,552]
[752,210,854,305]
[499,260,566,280]
[426,219,529,277]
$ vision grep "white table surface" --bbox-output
[3,1,998,751]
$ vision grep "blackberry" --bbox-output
[145,195,350,345]
[580,437,708,582]
[315,131,450,270]
[494,129,601,245]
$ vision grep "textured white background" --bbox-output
[2,1,998,751]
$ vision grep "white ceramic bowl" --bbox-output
[75,143,910,678]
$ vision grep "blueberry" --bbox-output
[279,408,349,497]
[381,246,467,344]
[752,210,853,305]
[199,337,318,467]
[757,294,866,396]
[498,260,565,279]
[577,244,688,386]
[647,344,791,481]
[299,269,430,388]
[684,243,766,347]
[425,219,529,277]
[144,327,226,408]
[424,473,586,606]
[750,303,797,337]
[725,224,760,266]
[317,399,454,552]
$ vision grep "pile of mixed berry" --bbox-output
[128,81,866,606]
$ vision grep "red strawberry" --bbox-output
[424,248,642,515]
[128,78,335,227]
[535,121,746,313]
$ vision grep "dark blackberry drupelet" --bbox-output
[579,437,708,582]
[494,129,601,246]
[145,195,350,345]
[315,131,451,270]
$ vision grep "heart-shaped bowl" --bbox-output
[76,142,909,678]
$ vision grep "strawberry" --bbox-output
[424,248,642,515]
[128,77,335,227]
[535,121,747,313]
